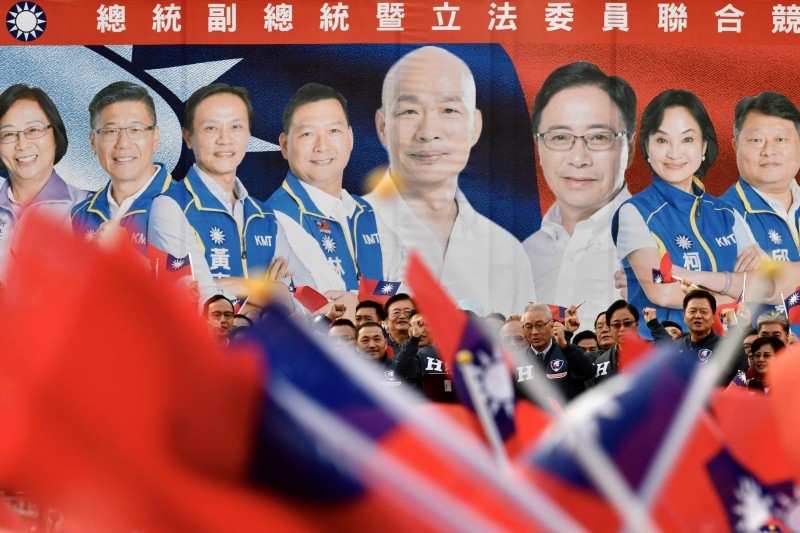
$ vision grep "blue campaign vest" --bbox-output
[720,177,800,262]
[265,172,383,290]
[70,164,173,256]
[612,176,740,336]
[166,167,277,279]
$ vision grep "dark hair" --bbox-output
[485,312,506,321]
[330,318,356,333]
[233,314,254,327]
[640,89,718,178]
[531,61,636,140]
[202,294,233,316]
[605,299,640,326]
[384,293,413,315]
[743,327,758,338]
[573,330,598,344]
[750,335,785,355]
[89,81,156,129]
[0,84,68,172]
[662,320,684,331]
[356,321,387,338]
[184,83,254,135]
[682,289,716,314]
[356,300,386,322]
[282,82,349,133]
[734,91,800,139]
[594,311,607,328]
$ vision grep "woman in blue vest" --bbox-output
[612,89,768,336]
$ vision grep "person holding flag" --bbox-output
[612,89,767,337]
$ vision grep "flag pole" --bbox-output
[188,252,196,281]
[455,350,509,472]
[781,291,789,320]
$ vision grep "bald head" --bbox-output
[376,46,483,189]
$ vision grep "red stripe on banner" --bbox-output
[4,1,800,46]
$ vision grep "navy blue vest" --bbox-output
[266,172,383,290]
[71,164,172,256]
[613,176,740,335]
[165,167,277,279]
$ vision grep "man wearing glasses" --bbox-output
[523,62,637,329]
[516,303,595,403]
[384,293,414,353]
[204,295,235,347]
[72,81,172,256]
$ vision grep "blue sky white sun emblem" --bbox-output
[7,2,46,42]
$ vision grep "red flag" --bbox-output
[546,304,567,322]
[767,341,800,479]
[617,330,654,372]
[357,277,401,305]
[713,291,744,335]
[293,285,329,312]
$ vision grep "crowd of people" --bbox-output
[1,44,800,393]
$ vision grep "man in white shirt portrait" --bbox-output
[523,61,637,327]
[364,46,535,316]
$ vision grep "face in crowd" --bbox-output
[206,298,234,341]
[500,320,528,351]
[683,296,715,338]
[594,312,615,350]
[608,307,638,345]
[522,307,554,352]
[734,108,800,196]
[357,324,388,361]
[386,298,414,339]
[645,105,707,192]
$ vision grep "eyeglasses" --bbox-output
[389,309,414,319]
[536,130,627,152]
[501,335,527,347]
[609,320,637,330]
[210,311,234,321]
[751,351,774,360]
[0,124,52,144]
[93,125,155,142]
[522,320,553,332]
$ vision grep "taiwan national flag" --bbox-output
[230,296,248,314]
[405,252,516,441]
[784,286,800,325]
[147,243,191,282]
[519,342,699,530]
[243,304,553,531]
[713,290,744,335]
[652,252,675,284]
[358,277,401,305]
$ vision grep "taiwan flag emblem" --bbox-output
[316,220,331,233]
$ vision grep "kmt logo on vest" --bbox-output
[698,348,713,363]
[7,2,46,41]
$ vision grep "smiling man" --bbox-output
[364,46,535,316]
[523,62,637,328]
[267,83,383,293]
[146,83,307,305]
[72,81,172,256]
[721,92,800,304]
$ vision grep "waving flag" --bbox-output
[230,296,248,314]
[652,252,675,284]
[547,304,567,322]
[713,290,744,335]
[293,285,329,313]
[358,277,401,305]
[147,243,192,283]
[784,286,800,325]
[405,252,516,441]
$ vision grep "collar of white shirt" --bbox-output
[107,164,161,220]
[193,163,249,214]
[297,178,357,219]
[540,182,632,238]
[752,179,800,219]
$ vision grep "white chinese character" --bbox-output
[715,3,744,33]
[433,1,460,30]
[772,3,800,33]
[658,3,687,32]
[208,3,237,32]
[209,247,231,273]
[377,2,404,31]
[327,256,345,276]
[264,3,293,31]
[545,2,573,31]
[97,4,126,33]
[152,3,182,32]
[320,2,350,31]
[772,248,790,261]
[603,2,629,31]
[682,252,701,270]
[488,1,517,31]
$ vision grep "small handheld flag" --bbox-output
[358,277,401,305]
